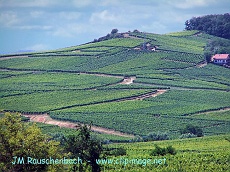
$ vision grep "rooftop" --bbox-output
[212,54,229,60]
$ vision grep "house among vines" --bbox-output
[211,54,230,65]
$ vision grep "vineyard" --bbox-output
[103,134,230,171]
[0,30,230,141]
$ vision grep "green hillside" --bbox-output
[103,134,230,171]
[0,30,229,139]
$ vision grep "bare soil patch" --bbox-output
[132,89,167,100]
[22,114,134,138]
[120,76,136,85]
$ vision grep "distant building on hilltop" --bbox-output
[211,54,230,65]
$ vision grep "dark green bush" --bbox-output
[150,145,176,156]
[111,147,127,156]
[143,131,169,142]
[104,147,127,156]
[166,145,177,155]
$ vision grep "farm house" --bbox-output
[211,54,230,65]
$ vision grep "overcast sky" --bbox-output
[0,0,229,54]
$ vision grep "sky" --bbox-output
[0,0,230,54]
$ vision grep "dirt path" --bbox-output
[132,89,167,100]
[189,107,230,116]
[151,89,167,97]
[20,90,167,137]
[0,55,29,60]
[22,114,134,138]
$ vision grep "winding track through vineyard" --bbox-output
[21,106,230,137]
[2,64,168,137]
[21,90,168,137]
[23,113,135,138]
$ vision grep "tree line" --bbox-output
[185,13,230,39]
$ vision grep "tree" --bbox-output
[204,37,230,62]
[64,124,102,172]
[180,124,203,137]
[185,13,230,39]
[111,28,118,34]
[0,112,64,172]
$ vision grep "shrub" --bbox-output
[166,145,177,155]
[104,147,127,156]
[150,145,176,156]
[150,145,166,156]
[48,132,66,146]
[143,131,169,142]
[111,147,127,156]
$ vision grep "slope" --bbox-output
[0,30,229,139]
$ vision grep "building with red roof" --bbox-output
[211,54,230,65]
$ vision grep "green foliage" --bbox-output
[166,145,177,155]
[185,13,230,39]
[111,29,118,34]
[150,144,176,156]
[105,135,229,171]
[0,112,64,171]
[204,37,230,62]
[93,29,125,42]
[142,132,169,142]
[112,147,127,156]
[104,147,127,156]
[64,124,102,172]
[180,124,204,137]
[48,132,67,146]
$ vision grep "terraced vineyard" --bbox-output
[0,30,230,140]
